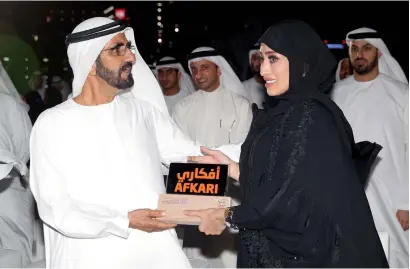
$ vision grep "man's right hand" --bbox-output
[128,209,176,233]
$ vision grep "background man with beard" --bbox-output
[242,44,267,108]
[156,56,196,114]
[331,27,409,268]
[29,17,205,268]
[335,58,353,82]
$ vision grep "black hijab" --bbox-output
[260,20,336,98]
[257,20,381,185]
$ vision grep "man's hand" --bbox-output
[396,210,409,231]
[128,209,176,233]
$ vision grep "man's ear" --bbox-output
[89,63,97,76]
[178,71,182,80]
[378,49,382,58]
[217,66,222,77]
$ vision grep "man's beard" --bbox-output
[351,56,378,75]
[96,58,134,90]
[251,66,261,76]
[162,80,179,92]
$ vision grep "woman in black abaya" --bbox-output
[185,20,389,267]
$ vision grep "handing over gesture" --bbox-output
[128,209,176,233]
[184,208,227,235]
[186,146,240,235]
[188,146,240,181]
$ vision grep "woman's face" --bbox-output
[259,43,290,96]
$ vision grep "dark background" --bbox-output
[0,1,408,94]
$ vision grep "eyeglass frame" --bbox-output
[101,40,136,56]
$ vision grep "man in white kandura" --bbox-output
[172,46,252,148]
[0,61,45,268]
[156,56,196,115]
[242,44,266,108]
[335,58,353,82]
[29,17,209,268]
[331,27,409,268]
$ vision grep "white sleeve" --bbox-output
[151,108,201,165]
[397,95,409,211]
[231,99,252,144]
[171,102,189,138]
[0,97,32,179]
[29,117,130,239]
[215,143,243,163]
[8,100,32,166]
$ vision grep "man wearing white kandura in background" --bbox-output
[331,27,409,268]
[242,44,267,108]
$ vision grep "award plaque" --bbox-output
[157,163,231,225]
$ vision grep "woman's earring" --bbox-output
[302,63,309,78]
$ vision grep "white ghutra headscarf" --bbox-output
[248,43,260,66]
[0,60,29,111]
[67,17,169,115]
[155,56,196,94]
[346,27,408,84]
[187,46,250,101]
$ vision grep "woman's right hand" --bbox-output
[188,146,240,180]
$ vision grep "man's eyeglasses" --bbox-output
[102,41,136,56]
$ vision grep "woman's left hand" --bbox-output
[184,208,226,235]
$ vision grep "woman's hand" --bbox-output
[184,208,226,235]
[188,146,240,180]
